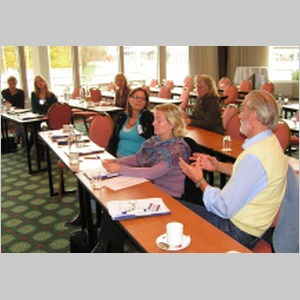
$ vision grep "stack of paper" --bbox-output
[107,197,171,220]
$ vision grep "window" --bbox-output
[268,46,299,81]
[166,46,188,86]
[49,46,73,96]
[123,46,158,87]
[78,46,118,90]
[24,46,34,95]
[1,46,20,90]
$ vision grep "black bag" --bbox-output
[1,137,17,154]
[69,230,91,253]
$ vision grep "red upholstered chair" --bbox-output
[107,82,116,92]
[261,81,275,94]
[164,80,174,90]
[238,79,252,100]
[272,119,291,154]
[183,76,194,92]
[89,113,114,148]
[47,102,73,130]
[89,87,102,103]
[222,85,239,106]
[71,86,98,132]
[252,210,280,253]
[150,79,158,88]
[225,112,246,141]
[157,86,172,99]
[141,85,151,96]
[222,104,239,130]
[179,87,191,111]
[218,77,231,94]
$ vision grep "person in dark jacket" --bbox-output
[1,75,25,109]
[107,87,154,157]
[184,74,225,135]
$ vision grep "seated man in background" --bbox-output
[179,90,288,250]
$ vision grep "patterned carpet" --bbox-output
[1,147,80,253]
[1,120,140,253]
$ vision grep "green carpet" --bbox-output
[1,148,80,253]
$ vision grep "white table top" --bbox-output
[149,96,183,104]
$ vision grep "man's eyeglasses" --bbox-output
[130,95,146,101]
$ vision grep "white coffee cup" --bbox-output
[166,222,183,247]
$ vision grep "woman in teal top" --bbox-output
[107,87,154,157]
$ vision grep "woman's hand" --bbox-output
[178,156,203,183]
[102,159,120,174]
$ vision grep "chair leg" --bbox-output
[58,167,65,201]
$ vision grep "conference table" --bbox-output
[1,109,48,174]
[186,125,244,161]
[76,171,252,253]
[233,66,268,89]
[38,128,252,253]
[149,96,183,105]
[282,102,299,119]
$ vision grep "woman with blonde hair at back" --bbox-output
[103,103,191,199]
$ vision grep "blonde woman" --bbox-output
[114,72,131,108]
[184,74,225,134]
[31,75,57,115]
[103,103,191,199]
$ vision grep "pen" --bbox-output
[156,204,160,211]
[84,155,101,159]
[148,203,153,210]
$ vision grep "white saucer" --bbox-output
[156,233,191,251]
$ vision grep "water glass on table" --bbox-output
[91,169,102,189]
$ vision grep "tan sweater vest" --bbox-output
[230,134,288,237]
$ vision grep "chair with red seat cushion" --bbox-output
[164,80,174,90]
[157,86,172,99]
[89,87,102,103]
[272,119,291,154]
[222,104,239,130]
[218,77,231,95]
[222,85,239,107]
[225,112,246,141]
[183,76,194,92]
[57,113,114,200]
[149,79,158,88]
[238,79,252,100]
[252,210,280,253]
[261,81,275,94]
[179,87,191,111]
[71,86,98,132]
[47,102,73,130]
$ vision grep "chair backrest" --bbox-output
[179,87,191,110]
[239,79,252,92]
[141,85,150,96]
[89,88,102,102]
[157,86,172,99]
[164,80,174,89]
[107,82,116,92]
[223,85,238,105]
[272,120,291,153]
[150,79,158,88]
[222,104,239,129]
[183,76,194,91]
[89,113,114,148]
[225,112,246,141]
[218,77,231,91]
[73,86,85,99]
[261,81,275,94]
[47,103,73,130]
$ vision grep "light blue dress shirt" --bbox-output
[203,129,273,218]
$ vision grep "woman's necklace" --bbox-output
[127,117,137,127]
